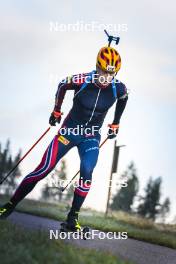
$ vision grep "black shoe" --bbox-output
[0,202,15,219]
[66,210,81,231]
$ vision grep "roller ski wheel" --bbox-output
[60,222,90,240]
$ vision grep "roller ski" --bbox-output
[0,201,15,219]
[60,210,90,240]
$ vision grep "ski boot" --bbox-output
[62,210,81,231]
[60,210,90,240]
[0,201,15,219]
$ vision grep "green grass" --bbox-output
[1,195,176,249]
[0,220,130,264]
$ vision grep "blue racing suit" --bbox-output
[10,70,128,211]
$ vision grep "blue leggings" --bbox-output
[11,115,101,211]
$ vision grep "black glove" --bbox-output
[49,111,62,126]
[107,124,119,139]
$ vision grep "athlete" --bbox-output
[0,46,128,230]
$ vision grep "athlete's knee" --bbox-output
[80,161,94,178]
[23,165,55,185]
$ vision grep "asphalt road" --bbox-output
[8,212,176,264]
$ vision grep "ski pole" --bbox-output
[0,126,51,185]
[61,136,109,192]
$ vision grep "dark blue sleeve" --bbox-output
[117,82,128,99]
[54,76,76,111]
[113,82,128,124]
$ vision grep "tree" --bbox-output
[41,182,51,201]
[41,159,67,202]
[0,140,21,195]
[137,177,170,221]
[137,177,161,220]
[111,162,139,212]
[65,185,75,202]
[57,160,67,201]
[158,197,170,223]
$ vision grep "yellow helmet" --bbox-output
[96,46,121,73]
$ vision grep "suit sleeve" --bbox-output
[54,76,76,112]
[112,83,128,124]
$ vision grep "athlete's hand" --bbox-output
[49,111,63,126]
[107,124,119,139]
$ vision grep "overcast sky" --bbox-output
[0,0,175,221]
